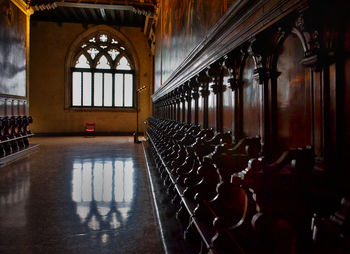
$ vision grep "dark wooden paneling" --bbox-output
[153,0,309,101]
[241,56,260,137]
[312,71,323,157]
[275,34,311,149]
[158,0,232,86]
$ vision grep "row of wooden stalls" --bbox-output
[146,0,350,253]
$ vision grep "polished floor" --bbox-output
[0,137,163,254]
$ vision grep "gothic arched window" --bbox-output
[71,32,134,108]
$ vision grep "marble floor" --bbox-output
[0,137,164,254]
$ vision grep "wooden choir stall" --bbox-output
[0,98,35,166]
[146,0,350,253]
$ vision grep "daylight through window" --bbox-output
[71,32,134,108]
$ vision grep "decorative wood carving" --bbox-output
[224,50,245,91]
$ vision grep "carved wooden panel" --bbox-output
[208,91,216,130]
[276,34,311,149]
[241,56,260,137]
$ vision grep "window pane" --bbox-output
[124,74,133,107]
[94,73,103,106]
[116,56,131,70]
[75,54,90,68]
[87,48,99,59]
[99,34,108,42]
[115,74,123,107]
[72,72,81,106]
[96,55,111,69]
[108,49,119,61]
[83,72,92,106]
[104,73,113,107]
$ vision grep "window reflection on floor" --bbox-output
[71,158,135,232]
[0,163,30,229]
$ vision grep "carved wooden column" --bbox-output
[166,94,171,120]
[156,99,160,118]
[163,97,167,119]
[167,94,172,120]
[157,101,160,118]
[162,98,166,119]
[207,61,226,133]
[185,83,192,124]
[223,52,243,139]
[157,99,161,118]
[180,86,186,122]
[198,71,210,129]
[191,76,200,125]
[175,88,181,122]
[296,14,326,168]
[160,98,164,119]
[249,40,268,153]
[170,90,176,120]
[154,101,158,117]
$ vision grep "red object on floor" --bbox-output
[85,122,96,134]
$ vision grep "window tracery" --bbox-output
[71,32,134,108]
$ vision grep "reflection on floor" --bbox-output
[0,162,30,229]
[0,137,163,254]
[72,158,134,233]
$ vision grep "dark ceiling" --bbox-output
[28,0,157,28]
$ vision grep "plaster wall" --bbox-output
[30,21,152,134]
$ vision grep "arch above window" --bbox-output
[72,32,134,70]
